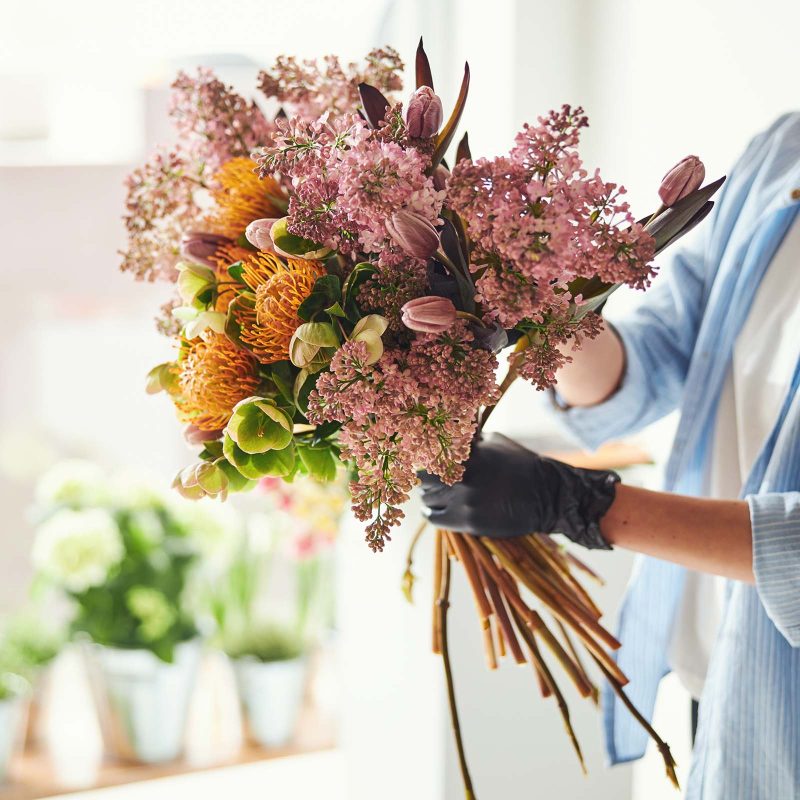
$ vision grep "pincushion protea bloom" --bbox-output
[207,157,286,240]
[234,251,326,364]
[176,332,260,431]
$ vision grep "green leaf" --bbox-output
[269,361,295,406]
[311,420,342,444]
[325,302,347,318]
[297,274,343,321]
[235,233,257,251]
[217,459,257,492]
[270,217,327,257]
[227,261,245,282]
[297,443,338,482]
[343,262,376,311]
[223,435,296,479]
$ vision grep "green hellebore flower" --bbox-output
[176,262,216,305]
[350,314,388,365]
[289,322,340,369]
[270,217,332,260]
[146,362,179,396]
[225,398,293,455]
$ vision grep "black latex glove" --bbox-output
[418,433,619,550]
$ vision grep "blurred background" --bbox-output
[0,0,798,798]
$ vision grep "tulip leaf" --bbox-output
[439,218,476,313]
[455,131,471,163]
[358,82,390,129]
[644,175,726,253]
[660,201,715,253]
[415,36,434,90]
[431,62,470,169]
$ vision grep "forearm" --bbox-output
[554,322,625,408]
[600,484,754,583]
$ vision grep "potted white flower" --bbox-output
[30,461,225,764]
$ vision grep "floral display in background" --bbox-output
[31,459,238,663]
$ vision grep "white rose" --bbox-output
[33,508,124,593]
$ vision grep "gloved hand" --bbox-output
[418,432,619,549]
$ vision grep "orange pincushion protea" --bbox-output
[207,157,285,240]
[176,332,260,431]
[236,254,326,364]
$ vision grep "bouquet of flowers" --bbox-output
[123,39,722,793]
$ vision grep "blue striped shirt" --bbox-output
[563,112,800,799]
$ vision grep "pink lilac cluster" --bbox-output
[120,149,205,281]
[258,48,403,121]
[517,310,605,388]
[308,323,499,551]
[357,260,428,331]
[255,112,445,265]
[170,68,274,175]
[448,105,655,329]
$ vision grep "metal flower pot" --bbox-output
[0,697,26,784]
[84,640,200,764]
[233,657,307,749]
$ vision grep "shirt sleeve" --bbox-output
[749,492,800,647]
[561,235,709,451]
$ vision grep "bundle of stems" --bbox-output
[404,355,679,799]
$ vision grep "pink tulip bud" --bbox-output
[183,424,223,445]
[180,232,230,268]
[245,218,281,252]
[386,210,440,260]
[432,164,450,192]
[659,156,705,207]
[404,86,444,139]
[401,296,457,333]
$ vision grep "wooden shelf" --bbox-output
[2,737,335,800]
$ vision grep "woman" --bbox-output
[420,112,800,799]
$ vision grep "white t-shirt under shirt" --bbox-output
[668,219,800,699]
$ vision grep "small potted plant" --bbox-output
[0,652,30,784]
[201,477,343,749]
[223,623,307,749]
[31,460,236,764]
[0,613,63,750]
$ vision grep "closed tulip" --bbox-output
[180,232,229,268]
[401,296,457,333]
[659,156,705,207]
[386,210,440,260]
[245,218,281,252]
[404,86,444,139]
